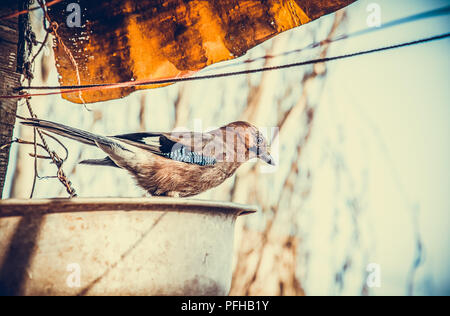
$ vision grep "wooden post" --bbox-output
[0,0,27,198]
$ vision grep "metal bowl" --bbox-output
[0,197,256,296]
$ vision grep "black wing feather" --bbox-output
[112,132,216,166]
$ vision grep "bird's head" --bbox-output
[223,121,275,166]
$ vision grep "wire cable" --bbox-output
[3,31,446,100]
[206,5,450,72]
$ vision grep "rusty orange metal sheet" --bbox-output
[47,0,356,104]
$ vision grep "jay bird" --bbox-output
[21,118,275,197]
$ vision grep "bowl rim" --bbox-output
[0,197,258,218]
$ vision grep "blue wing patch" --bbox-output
[112,132,216,166]
[165,145,216,166]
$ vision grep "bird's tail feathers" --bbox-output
[21,117,113,148]
[79,156,119,168]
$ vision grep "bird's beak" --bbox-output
[259,152,275,166]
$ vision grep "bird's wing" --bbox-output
[111,132,217,166]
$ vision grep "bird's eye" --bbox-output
[256,136,264,145]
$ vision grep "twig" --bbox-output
[40,131,69,161]
[28,153,52,160]
[30,127,37,198]
[0,138,47,151]
[24,98,77,197]
[30,26,50,65]
[16,2,78,198]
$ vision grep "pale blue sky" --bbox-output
[320,0,449,295]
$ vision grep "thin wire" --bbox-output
[2,3,447,95]
[206,5,450,72]
[7,32,449,98]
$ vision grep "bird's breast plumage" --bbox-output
[126,151,240,197]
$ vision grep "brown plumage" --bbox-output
[21,118,274,197]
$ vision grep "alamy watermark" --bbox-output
[66,263,81,288]
[66,3,82,28]
[170,119,279,173]
[366,3,382,28]
[366,263,381,288]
